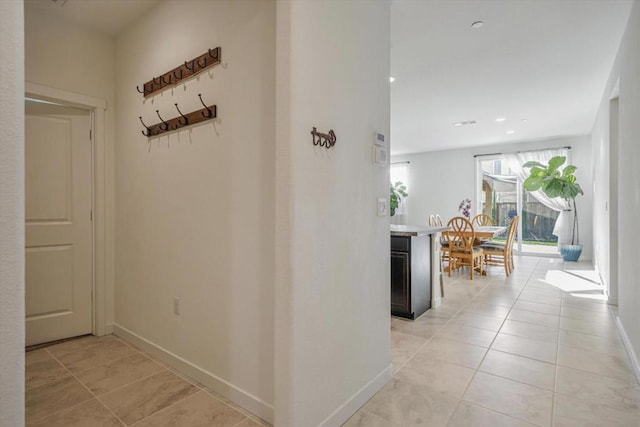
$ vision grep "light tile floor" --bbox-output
[345,256,640,427]
[25,335,269,426]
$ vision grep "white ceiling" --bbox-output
[25,0,160,37]
[390,0,633,155]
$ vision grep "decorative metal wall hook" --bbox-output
[184,60,195,71]
[311,127,337,149]
[153,76,163,85]
[198,94,213,118]
[173,69,183,80]
[174,103,188,126]
[139,116,153,137]
[161,74,172,85]
[208,48,218,59]
[136,85,145,94]
[156,110,169,131]
[197,57,207,68]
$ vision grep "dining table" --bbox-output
[469,225,507,239]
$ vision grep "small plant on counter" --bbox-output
[390,181,408,217]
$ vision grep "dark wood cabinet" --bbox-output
[390,235,431,319]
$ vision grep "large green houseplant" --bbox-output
[390,181,408,217]
[522,156,584,261]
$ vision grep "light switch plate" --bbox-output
[377,197,388,217]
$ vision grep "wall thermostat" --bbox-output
[374,132,385,146]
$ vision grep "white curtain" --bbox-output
[505,149,573,245]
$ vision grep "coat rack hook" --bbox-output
[173,69,183,80]
[136,85,145,94]
[197,57,207,68]
[198,93,213,118]
[162,74,172,85]
[185,60,195,71]
[174,103,188,126]
[139,116,152,137]
[156,110,169,131]
[208,48,218,59]
[152,76,163,85]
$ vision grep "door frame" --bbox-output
[25,81,111,337]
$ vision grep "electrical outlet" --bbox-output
[173,297,180,315]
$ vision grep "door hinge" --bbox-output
[89,129,92,140]
[90,210,93,221]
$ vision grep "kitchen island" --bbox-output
[390,225,448,319]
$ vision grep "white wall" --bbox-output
[591,0,640,376]
[24,1,117,331]
[392,135,594,259]
[275,1,391,426]
[114,0,275,420]
[0,1,25,425]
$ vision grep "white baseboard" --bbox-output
[615,316,640,384]
[113,324,274,424]
[319,364,392,427]
[105,323,114,334]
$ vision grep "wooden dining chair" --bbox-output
[472,213,494,227]
[471,213,494,246]
[480,215,519,276]
[430,214,449,264]
[445,216,484,279]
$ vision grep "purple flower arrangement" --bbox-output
[458,199,472,219]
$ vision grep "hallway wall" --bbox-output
[275,1,392,425]
[114,0,275,420]
[591,0,640,379]
[0,1,25,425]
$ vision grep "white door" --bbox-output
[25,100,93,346]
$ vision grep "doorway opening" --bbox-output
[25,98,94,346]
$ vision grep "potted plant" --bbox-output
[522,156,584,261]
[390,181,408,217]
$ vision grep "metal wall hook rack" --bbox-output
[139,94,217,138]
[136,47,221,98]
[311,127,337,149]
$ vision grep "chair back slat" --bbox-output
[446,216,475,251]
[472,213,494,227]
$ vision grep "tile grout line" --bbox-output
[43,347,129,427]
[454,258,544,426]
[127,390,207,427]
[393,270,500,373]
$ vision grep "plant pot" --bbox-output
[559,244,583,262]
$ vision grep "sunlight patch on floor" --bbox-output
[535,269,607,301]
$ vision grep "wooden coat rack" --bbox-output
[139,94,216,138]
[136,47,221,98]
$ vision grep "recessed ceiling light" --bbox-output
[506,130,515,134]
[495,117,506,122]
[452,120,477,127]
[471,21,484,29]
[389,76,395,83]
